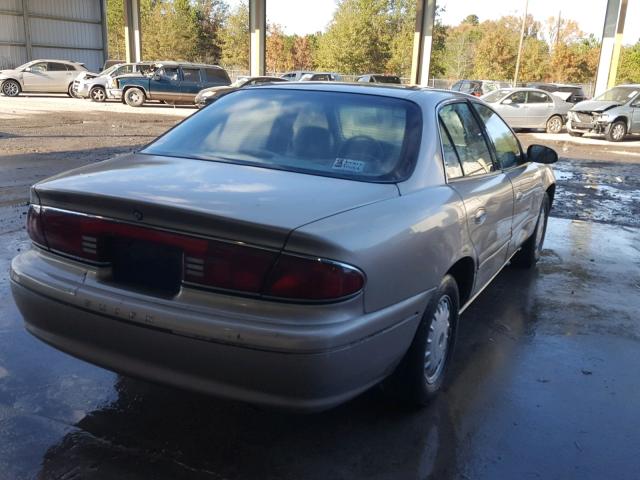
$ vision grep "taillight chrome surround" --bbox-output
[26,205,366,303]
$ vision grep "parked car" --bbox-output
[356,74,401,84]
[0,59,87,97]
[450,79,508,97]
[11,83,557,411]
[280,71,314,81]
[481,87,573,133]
[109,62,231,107]
[567,85,640,141]
[74,62,155,102]
[527,83,587,104]
[299,72,342,81]
[195,75,287,108]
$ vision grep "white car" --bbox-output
[0,59,87,97]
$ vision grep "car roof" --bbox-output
[154,62,224,69]
[28,59,83,65]
[246,81,469,106]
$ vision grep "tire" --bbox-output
[89,86,106,102]
[124,87,145,107]
[1,79,21,97]
[67,83,78,98]
[568,130,583,137]
[511,192,550,269]
[606,120,627,142]
[546,115,563,134]
[385,274,460,406]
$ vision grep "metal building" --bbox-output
[0,0,107,71]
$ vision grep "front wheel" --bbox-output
[606,120,627,142]
[67,83,78,98]
[511,192,550,269]
[385,275,459,406]
[124,87,145,107]
[1,79,21,97]
[89,86,106,102]
[546,115,563,134]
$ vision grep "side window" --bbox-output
[205,68,230,83]
[438,103,495,177]
[47,62,67,71]
[527,91,552,103]
[30,62,48,72]
[473,103,522,169]
[159,67,179,81]
[508,91,527,104]
[115,65,133,76]
[438,120,464,179]
[182,68,201,82]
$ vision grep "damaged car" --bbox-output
[567,85,640,141]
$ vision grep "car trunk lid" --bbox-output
[33,153,399,249]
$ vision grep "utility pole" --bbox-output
[555,10,562,49]
[513,0,529,87]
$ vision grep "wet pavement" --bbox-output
[1,106,640,479]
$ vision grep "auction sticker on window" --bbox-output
[332,158,365,173]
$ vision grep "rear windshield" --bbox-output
[144,89,422,182]
[373,75,401,84]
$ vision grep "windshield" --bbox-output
[144,89,422,182]
[230,78,247,87]
[594,86,640,103]
[482,89,511,103]
[100,64,120,76]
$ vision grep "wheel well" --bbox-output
[123,85,146,97]
[611,116,629,128]
[546,183,556,206]
[447,257,475,306]
[2,78,21,87]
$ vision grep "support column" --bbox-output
[249,0,266,76]
[22,0,32,61]
[124,0,142,63]
[100,0,109,65]
[410,0,436,86]
[595,0,627,96]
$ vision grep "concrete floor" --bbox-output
[1,97,639,479]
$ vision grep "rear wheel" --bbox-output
[546,115,563,134]
[606,120,627,142]
[1,79,21,97]
[89,86,106,102]
[511,192,550,268]
[67,83,77,98]
[386,275,459,406]
[124,87,145,107]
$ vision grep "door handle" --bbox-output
[474,208,487,225]
[515,191,523,201]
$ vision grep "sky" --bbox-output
[229,0,640,44]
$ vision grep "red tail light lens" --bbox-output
[26,204,47,247]
[31,207,365,302]
[264,254,365,301]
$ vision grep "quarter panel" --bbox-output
[286,186,472,313]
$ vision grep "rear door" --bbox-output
[472,102,544,255]
[179,67,203,102]
[48,62,74,91]
[499,90,527,128]
[439,101,515,292]
[524,91,554,128]
[631,95,640,133]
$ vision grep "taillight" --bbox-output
[26,204,47,247]
[31,207,365,302]
[264,254,364,301]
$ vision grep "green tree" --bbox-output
[386,0,416,78]
[617,41,640,84]
[219,0,249,71]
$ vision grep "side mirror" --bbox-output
[152,74,161,81]
[527,144,558,164]
[23,67,31,72]
[502,98,513,105]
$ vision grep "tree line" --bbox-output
[106,0,640,84]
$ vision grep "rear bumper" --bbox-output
[10,249,427,411]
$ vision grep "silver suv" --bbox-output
[0,60,87,97]
[567,85,640,142]
[74,62,154,102]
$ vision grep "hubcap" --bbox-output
[549,118,561,133]
[93,89,105,101]
[129,91,140,103]
[424,295,451,384]
[4,82,18,96]
[612,124,625,140]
